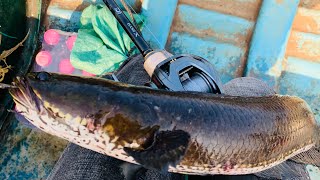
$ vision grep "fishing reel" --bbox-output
[144,51,222,93]
[104,0,223,94]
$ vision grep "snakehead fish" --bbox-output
[8,72,319,175]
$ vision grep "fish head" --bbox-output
[21,71,130,112]
[10,73,46,114]
[9,72,177,169]
[9,72,108,125]
[9,72,160,147]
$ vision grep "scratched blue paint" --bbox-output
[279,57,320,123]
[0,116,67,179]
[308,165,320,179]
[285,57,320,80]
[167,4,253,83]
[245,0,299,87]
[169,32,243,83]
[294,32,320,50]
[290,31,320,59]
[279,56,320,179]
[141,0,178,49]
[177,4,254,44]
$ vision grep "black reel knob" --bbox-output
[148,54,223,94]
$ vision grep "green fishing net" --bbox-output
[70,5,145,75]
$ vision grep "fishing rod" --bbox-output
[103,0,222,94]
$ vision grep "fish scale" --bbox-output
[8,72,319,176]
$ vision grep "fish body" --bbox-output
[9,72,318,175]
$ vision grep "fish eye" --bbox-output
[36,72,51,81]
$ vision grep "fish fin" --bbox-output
[254,160,310,180]
[290,125,320,167]
[223,77,276,97]
[124,130,190,172]
[120,162,143,180]
[290,147,320,167]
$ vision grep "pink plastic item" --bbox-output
[66,35,77,51]
[59,59,74,74]
[34,30,83,75]
[35,51,52,67]
[44,29,60,45]
[82,70,95,77]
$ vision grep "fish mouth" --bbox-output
[9,76,43,114]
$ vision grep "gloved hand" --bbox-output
[46,54,280,180]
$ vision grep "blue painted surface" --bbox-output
[293,32,320,50]
[177,4,254,45]
[167,4,255,83]
[169,32,244,83]
[0,115,67,179]
[141,0,178,49]
[3,0,320,179]
[307,165,320,179]
[279,57,320,123]
[245,0,300,87]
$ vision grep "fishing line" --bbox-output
[119,0,139,28]
[123,0,175,62]
[123,0,165,50]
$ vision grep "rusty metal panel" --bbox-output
[243,1,320,166]
[243,0,320,125]
[244,0,300,87]
[292,7,320,35]
[166,0,261,83]
[281,0,320,124]
[286,31,320,61]
[279,57,320,121]
[178,0,262,21]
[0,116,68,179]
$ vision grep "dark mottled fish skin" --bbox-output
[9,72,318,175]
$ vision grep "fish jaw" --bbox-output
[10,76,44,116]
